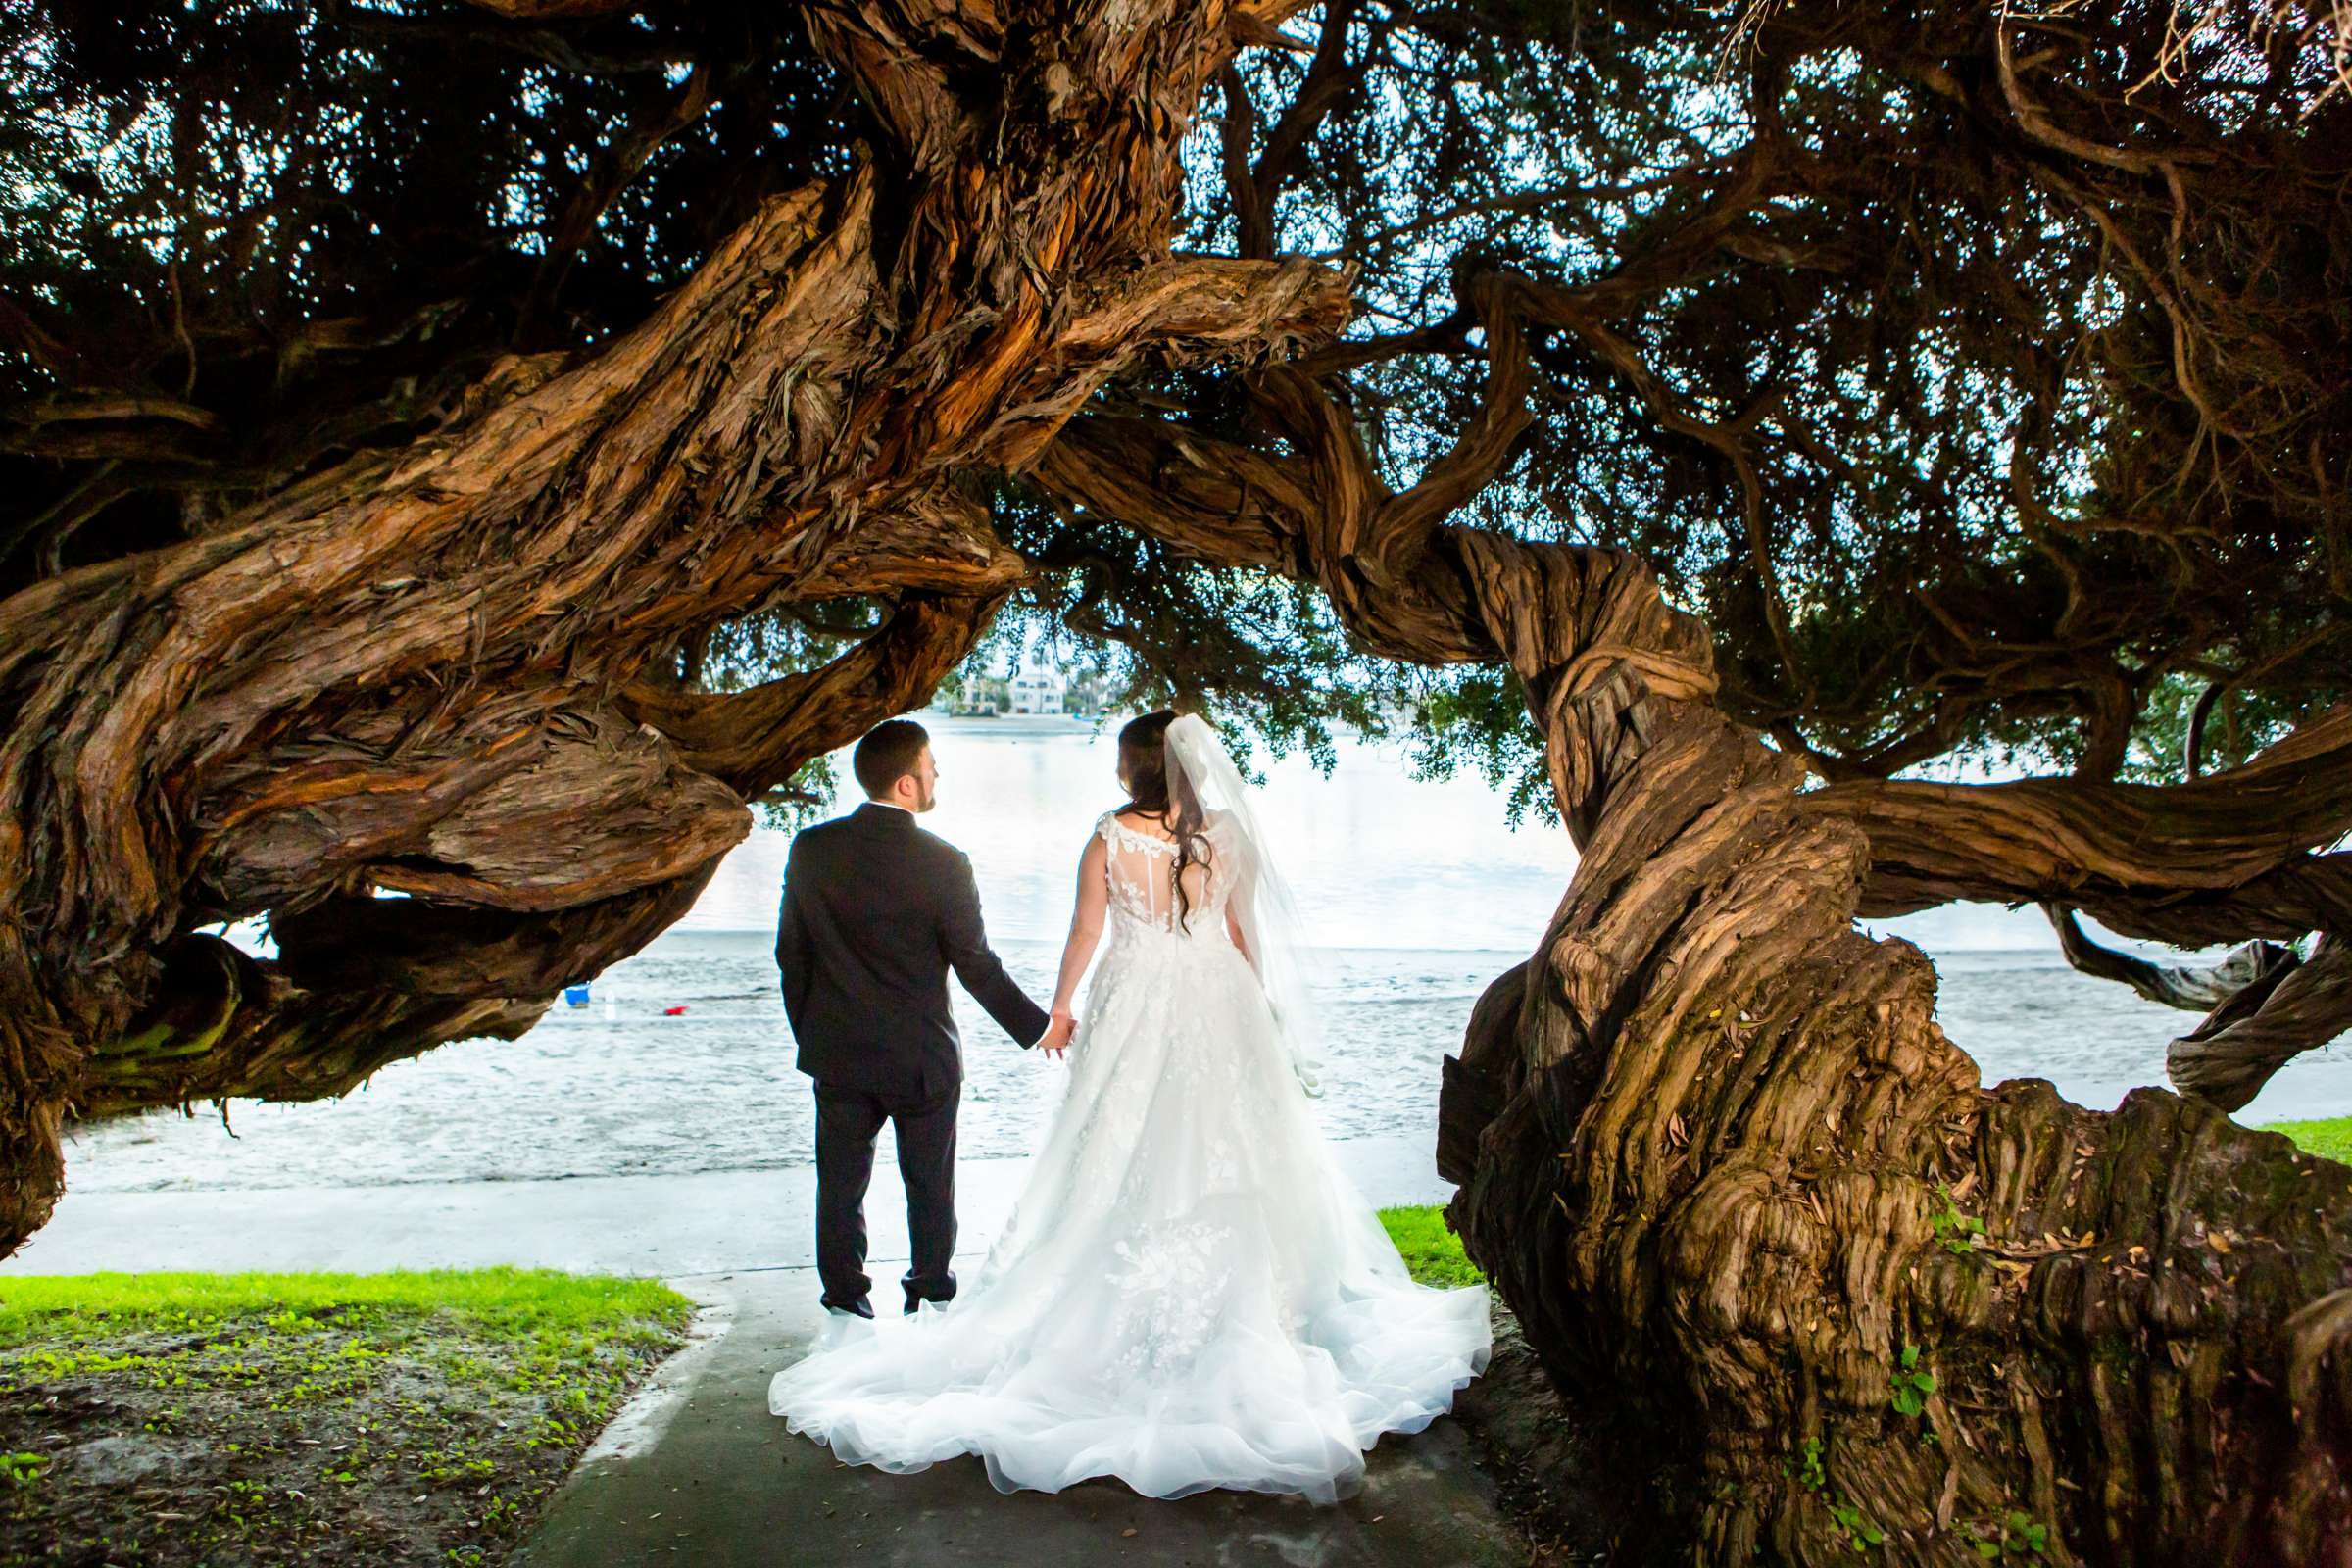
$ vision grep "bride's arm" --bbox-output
[1048,833,1110,1028]
[1224,826,1258,974]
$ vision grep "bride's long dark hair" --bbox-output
[1117,710,1214,930]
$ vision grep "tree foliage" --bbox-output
[3,2,844,583]
[1177,0,2349,784]
[11,1,2344,789]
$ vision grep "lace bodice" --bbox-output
[1095,810,1240,937]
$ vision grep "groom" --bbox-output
[775,719,1067,1319]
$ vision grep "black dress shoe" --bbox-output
[820,1296,875,1320]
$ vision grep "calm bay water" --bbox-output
[63,717,2352,1192]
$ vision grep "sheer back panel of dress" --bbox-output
[1099,812,1229,936]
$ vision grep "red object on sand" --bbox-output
[662,1004,689,1016]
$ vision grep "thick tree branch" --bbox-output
[2170,933,2352,1112]
[618,590,1008,798]
[1809,707,2352,938]
[2044,903,2300,1011]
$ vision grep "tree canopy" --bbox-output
[10,0,2345,796]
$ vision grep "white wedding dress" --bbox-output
[767,780,1491,1503]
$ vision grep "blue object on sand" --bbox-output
[563,982,591,1008]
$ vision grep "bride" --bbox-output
[766,710,1491,1503]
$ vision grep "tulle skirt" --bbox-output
[765,926,1492,1502]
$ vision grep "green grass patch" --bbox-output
[1380,1204,1485,1288]
[0,1265,688,1349]
[2265,1115,2352,1165]
[1,1267,692,1566]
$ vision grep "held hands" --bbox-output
[1038,1010,1077,1059]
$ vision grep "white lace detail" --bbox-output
[1093,808,1243,940]
[1106,1218,1236,1375]
[768,789,1491,1503]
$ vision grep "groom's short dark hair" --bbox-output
[854,719,930,798]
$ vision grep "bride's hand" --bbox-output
[1040,1012,1076,1058]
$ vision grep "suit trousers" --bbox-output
[811,1079,960,1313]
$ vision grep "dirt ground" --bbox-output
[1448,1303,1675,1568]
[2,1301,687,1567]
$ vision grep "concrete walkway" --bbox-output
[514,1267,1521,1568]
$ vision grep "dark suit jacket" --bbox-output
[775,802,1048,1098]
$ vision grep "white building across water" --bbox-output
[1007,644,1066,715]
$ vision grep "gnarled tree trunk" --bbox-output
[1446,625,2352,1564]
